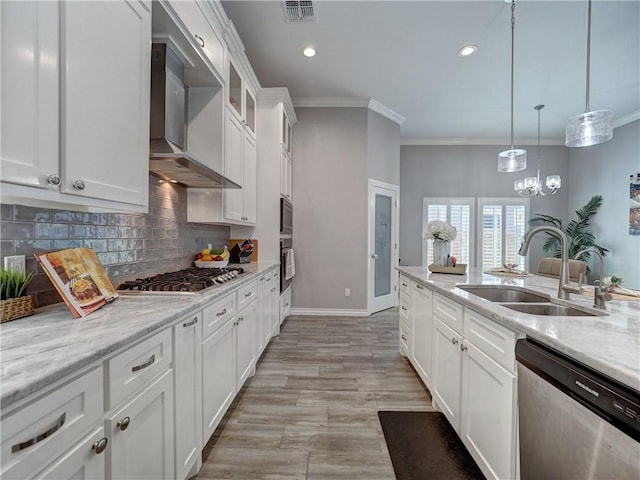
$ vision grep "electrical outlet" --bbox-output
[4,255,26,275]
[344,288,350,297]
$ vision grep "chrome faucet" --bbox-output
[575,247,612,309]
[519,226,583,300]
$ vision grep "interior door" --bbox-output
[368,180,399,314]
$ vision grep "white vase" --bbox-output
[432,240,450,266]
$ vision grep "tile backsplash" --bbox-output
[0,176,229,308]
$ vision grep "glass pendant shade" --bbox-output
[514,179,525,191]
[565,110,613,147]
[498,148,527,172]
[546,175,561,189]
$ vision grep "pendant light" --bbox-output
[565,0,613,147]
[515,105,561,196]
[498,0,526,173]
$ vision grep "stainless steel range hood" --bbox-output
[149,43,240,189]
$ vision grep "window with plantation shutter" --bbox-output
[477,198,530,271]
[422,198,474,267]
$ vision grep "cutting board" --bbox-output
[229,239,258,262]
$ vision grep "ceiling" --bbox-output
[221,0,640,144]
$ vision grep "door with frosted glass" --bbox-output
[368,181,399,314]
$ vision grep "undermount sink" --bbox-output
[458,285,549,303]
[502,303,606,317]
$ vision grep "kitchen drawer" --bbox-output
[434,293,464,334]
[399,291,411,320]
[412,281,432,299]
[399,275,411,296]
[464,309,516,371]
[237,280,257,310]
[1,367,103,480]
[106,329,172,410]
[203,292,236,340]
[264,270,275,287]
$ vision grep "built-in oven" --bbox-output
[280,237,294,292]
[280,197,292,234]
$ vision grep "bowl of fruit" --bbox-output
[194,246,229,268]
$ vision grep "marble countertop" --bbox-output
[0,262,279,410]
[398,266,640,392]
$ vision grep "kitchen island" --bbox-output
[398,265,640,391]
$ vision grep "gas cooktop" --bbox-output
[116,266,245,295]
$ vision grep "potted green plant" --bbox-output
[529,194,609,272]
[0,268,34,323]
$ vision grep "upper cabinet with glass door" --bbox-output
[228,61,242,117]
[227,60,256,138]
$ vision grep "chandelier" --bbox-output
[498,0,526,173]
[565,0,613,147]
[515,105,561,196]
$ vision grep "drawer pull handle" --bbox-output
[216,308,227,317]
[271,287,277,293]
[244,291,253,298]
[402,282,408,287]
[183,317,198,328]
[460,343,468,352]
[131,354,155,372]
[195,34,205,48]
[92,437,108,454]
[11,412,66,453]
[416,284,424,289]
[401,306,407,311]
[117,416,131,431]
[401,334,407,341]
[266,278,272,282]
[452,338,459,345]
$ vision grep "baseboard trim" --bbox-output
[290,308,370,317]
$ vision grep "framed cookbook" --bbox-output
[36,248,118,318]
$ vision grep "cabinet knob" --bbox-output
[92,437,108,454]
[117,416,131,431]
[195,34,205,48]
[452,337,459,345]
[460,343,468,352]
[47,174,61,186]
[401,334,407,341]
[72,180,85,190]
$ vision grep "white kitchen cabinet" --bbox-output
[280,150,293,200]
[106,369,174,480]
[410,282,433,388]
[280,286,291,325]
[461,341,517,480]
[0,367,104,480]
[271,272,281,337]
[431,317,464,430]
[257,272,275,357]
[173,312,202,480]
[1,0,151,213]
[33,428,107,480]
[236,300,257,389]
[201,314,236,442]
[430,293,518,480]
[224,107,244,187]
[399,282,411,357]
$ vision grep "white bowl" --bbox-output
[195,260,229,268]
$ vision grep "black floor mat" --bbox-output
[378,411,486,480]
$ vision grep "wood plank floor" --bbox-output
[198,308,433,480]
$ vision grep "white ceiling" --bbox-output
[221,0,640,144]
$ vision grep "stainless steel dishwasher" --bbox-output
[516,339,640,479]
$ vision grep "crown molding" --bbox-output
[201,0,229,35]
[259,87,298,125]
[292,97,404,125]
[400,137,566,146]
[613,110,640,128]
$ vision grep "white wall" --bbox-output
[292,107,369,310]
[367,109,400,185]
[399,145,570,270]
[567,120,640,288]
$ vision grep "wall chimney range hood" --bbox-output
[149,43,240,189]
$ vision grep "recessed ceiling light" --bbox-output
[169,179,178,184]
[458,45,478,57]
[303,47,316,58]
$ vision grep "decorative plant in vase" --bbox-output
[423,220,457,266]
[528,194,608,273]
[0,268,34,323]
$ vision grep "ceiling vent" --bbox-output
[283,1,316,22]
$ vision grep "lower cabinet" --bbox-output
[280,286,291,325]
[257,272,274,357]
[431,301,518,480]
[236,300,257,389]
[33,428,107,480]
[410,282,432,387]
[173,312,202,480]
[202,316,236,442]
[106,369,174,480]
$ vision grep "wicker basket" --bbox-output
[0,295,35,323]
